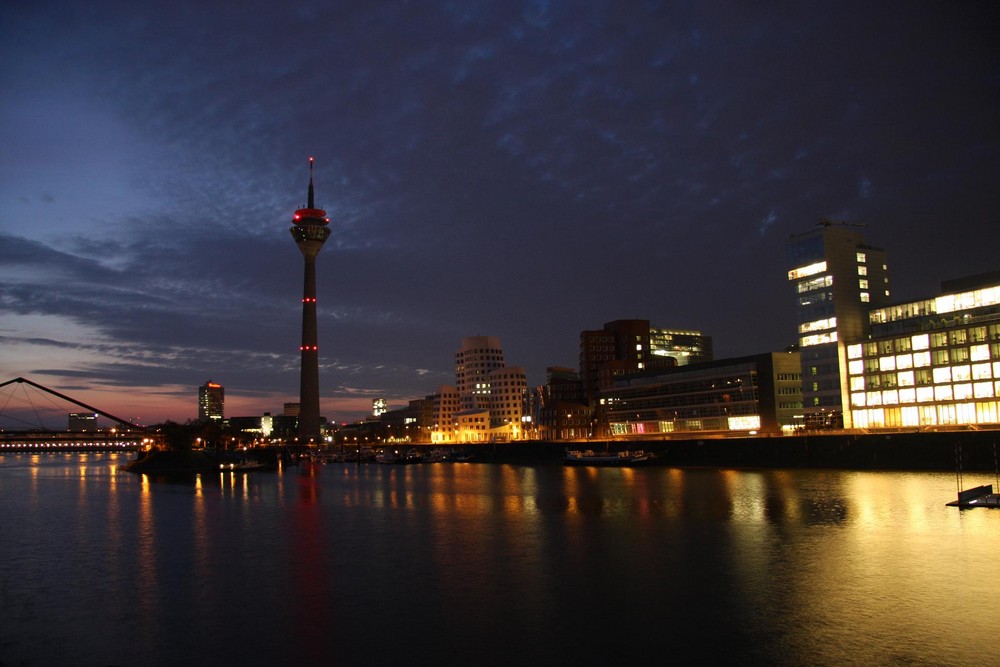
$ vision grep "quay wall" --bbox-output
[463,430,1000,471]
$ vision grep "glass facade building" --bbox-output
[847,275,1000,429]
[602,352,802,436]
[788,223,890,428]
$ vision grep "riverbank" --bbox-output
[453,430,1000,471]
[122,430,1000,473]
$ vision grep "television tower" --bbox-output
[290,157,331,442]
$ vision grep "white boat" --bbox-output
[564,449,651,466]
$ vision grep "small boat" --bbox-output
[401,448,424,464]
[564,449,651,466]
[374,450,398,464]
[220,458,269,472]
[425,448,451,463]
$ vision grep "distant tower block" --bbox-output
[290,157,331,442]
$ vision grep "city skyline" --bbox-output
[2,2,998,424]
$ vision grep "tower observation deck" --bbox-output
[290,157,331,442]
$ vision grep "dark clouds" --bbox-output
[1,1,998,424]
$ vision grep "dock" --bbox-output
[947,484,1000,508]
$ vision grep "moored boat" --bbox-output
[564,449,651,466]
[374,450,398,464]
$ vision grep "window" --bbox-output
[972,363,992,380]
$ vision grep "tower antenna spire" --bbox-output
[308,156,315,209]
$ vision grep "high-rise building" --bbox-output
[788,222,890,428]
[198,381,224,422]
[455,336,506,411]
[290,157,331,442]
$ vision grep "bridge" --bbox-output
[0,377,161,452]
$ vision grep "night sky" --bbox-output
[2,1,998,426]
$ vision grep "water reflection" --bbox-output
[2,455,999,666]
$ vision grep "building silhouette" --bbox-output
[289,158,331,442]
[68,412,98,432]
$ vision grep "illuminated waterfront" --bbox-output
[1,453,998,665]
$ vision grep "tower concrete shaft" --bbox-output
[290,158,331,442]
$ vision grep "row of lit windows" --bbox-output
[868,285,1000,324]
[852,381,1000,407]
[796,275,833,293]
[788,261,827,281]
[799,317,837,334]
[801,331,838,347]
[852,402,999,428]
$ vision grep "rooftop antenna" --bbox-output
[308,156,315,209]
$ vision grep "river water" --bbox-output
[0,453,997,666]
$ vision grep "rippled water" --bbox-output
[1,453,998,666]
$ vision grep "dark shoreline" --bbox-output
[484,430,1000,472]
[118,430,1000,473]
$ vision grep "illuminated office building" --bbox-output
[847,272,1000,429]
[580,320,678,404]
[788,223,890,428]
[649,328,713,366]
[198,380,225,422]
[602,352,802,437]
